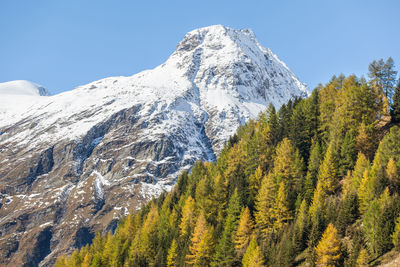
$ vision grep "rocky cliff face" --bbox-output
[0,25,308,266]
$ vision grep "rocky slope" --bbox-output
[0,25,308,266]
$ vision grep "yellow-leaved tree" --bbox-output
[179,196,196,237]
[234,206,254,259]
[242,236,266,267]
[315,223,341,266]
[185,213,214,266]
[167,239,178,267]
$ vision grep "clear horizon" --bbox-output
[1,0,399,95]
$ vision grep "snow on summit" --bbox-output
[0,80,50,96]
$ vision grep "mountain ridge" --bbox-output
[0,25,307,266]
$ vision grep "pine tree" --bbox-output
[186,213,215,266]
[391,80,400,122]
[195,176,214,220]
[336,191,358,235]
[179,196,196,237]
[213,189,241,266]
[290,101,310,160]
[382,57,397,101]
[318,143,339,194]
[278,101,293,139]
[212,173,228,225]
[225,143,249,203]
[308,182,327,248]
[234,207,254,260]
[248,166,263,207]
[167,239,178,267]
[242,237,265,267]
[263,103,280,145]
[363,188,398,257]
[339,131,357,177]
[315,223,342,267]
[293,199,309,251]
[255,173,275,238]
[304,141,322,203]
[368,58,385,95]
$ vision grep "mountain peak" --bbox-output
[0,80,51,96]
[0,26,309,266]
[170,25,308,111]
[177,25,257,53]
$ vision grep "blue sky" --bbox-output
[1,1,399,94]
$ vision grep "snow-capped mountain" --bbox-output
[0,25,308,266]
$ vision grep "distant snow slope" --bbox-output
[0,80,50,124]
[0,80,50,96]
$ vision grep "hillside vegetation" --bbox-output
[57,58,400,266]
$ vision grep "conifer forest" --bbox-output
[56,58,400,266]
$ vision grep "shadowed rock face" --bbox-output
[0,25,308,266]
[0,104,217,266]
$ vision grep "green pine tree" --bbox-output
[212,189,241,266]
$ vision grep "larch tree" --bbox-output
[273,138,304,206]
[234,207,254,260]
[272,181,292,231]
[255,173,275,238]
[186,213,215,266]
[318,143,339,194]
[386,158,399,193]
[392,213,400,250]
[356,248,369,267]
[242,237,266,267]
[318,76,340,144]
[315,223,342,267]
[179,196,196,237]
[356,123,376,160]
[357,169,373,214]
[351,152,370,192]
[167,239,178,267]
[248,166,263,206]
[129,203,160,265]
